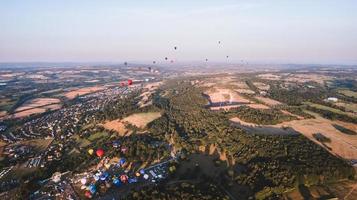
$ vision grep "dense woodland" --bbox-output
[127,181,229,200]
[225,106,297,125]
[145,79,354,198]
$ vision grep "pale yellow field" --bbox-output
[63,86,106,99]
[15,98,60,112]
[253,82,270,91]
[205,88,251,104]
[273,113,357,160]
[122,112,162,128]
[235,89,255,94]
[102,119,128,136]
[254,96,282,106]
[257,73,281,80]
[247,103,270,109]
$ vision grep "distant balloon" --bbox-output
[152,61,156,64]
[174,46,177,50]
[128,79,133,85]
[81,178,87,185]
[120,174,128,183]
[165,57,168,60]
[226,56,229,58]
[96,149,104,157]
[170,60,174,63]
[88,149,94,155]
[218,41,221,44]
[124,62,128,66]
[205,59,208,62]
[85,190,92,198]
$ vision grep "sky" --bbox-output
[0,0,357,64]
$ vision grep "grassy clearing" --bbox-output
[304,102,350,116]
[338,89,357,98]
[122,112,162,128]
[71,135,91,148]
[88,132,108,141]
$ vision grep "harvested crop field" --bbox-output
[63,86,106,99]
[10,103,61,118]
[257,73,281,80]
[102,120,128,136]
[205,88,251,104]
[253,82,270,91]
[235,89,255,94]
[230,117,260,127]
[254,96,282,106]
[247,103,270,109]
[122,112,162,128]
[284,74,332,84]
[15,98,60,112]
[339,90,357,98]
[272,113,357,160]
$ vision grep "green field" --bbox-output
[338,89,357,98]
[304,102,355,117]
[88,131,108,141]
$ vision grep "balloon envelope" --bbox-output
[80,178,87,185]
[88,149,94,155]
[96,149,104,157]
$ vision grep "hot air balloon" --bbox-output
[226,56,229,58]
[120,82,125,87]
[113,177,121,187]
[119,158,126,166]
[128,178,138,183]
[124,62,128,66]
[218,41,221,44]
[96,149,104,157]
[152,61,156,64]
[120,174,128,183]
[85,191,92,198]
[80,178,87,185]
[127,79,133,85]
[88,149,94,155]
[205,58,208,62]
[89,184,96,194]
[174,46,177,50]
[165,57,168,60]
[170,60,174,63]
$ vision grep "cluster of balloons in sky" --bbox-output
[123,41,231,66]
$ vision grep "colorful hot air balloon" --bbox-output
[80,178,87,185]
[88,149,94,155]
[127,79,133,85]
[85,190,92,198]
[96,149,104,157]
[120,174,128,183]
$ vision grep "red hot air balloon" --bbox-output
[120,82,125,87]
[120,174,128,183]
[85,191,92,198]
[128,79,133,85]
[96,149,104,157]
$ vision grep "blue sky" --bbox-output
[0,0,356,64]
